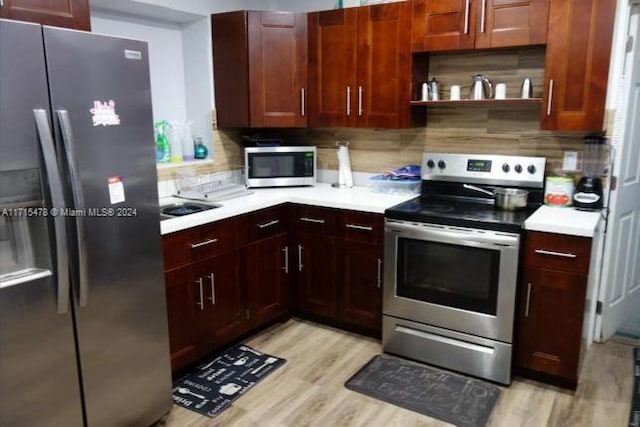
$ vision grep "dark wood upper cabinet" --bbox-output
[307,9,358,127]
[212,11,307,128]
[412,0,476,52]
[541,0,616,131]
[0,0,90,31]
[412,0,548,52]
[308,2,411,128]
[475,0,549,49]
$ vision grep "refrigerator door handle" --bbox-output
[56,110,89,308]
[33,109,70,314]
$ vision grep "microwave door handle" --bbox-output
[56,110,89,308]
[33,109,70,314]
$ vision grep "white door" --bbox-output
[599,5,640,341]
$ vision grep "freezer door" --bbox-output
[42,27,172,427]
[0,19,83,427]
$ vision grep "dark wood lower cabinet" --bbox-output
[164,264,199,372]
[516,266,587,388]
[164,250,245,371]
[209,250,245,345]
[245,233,290,327]
[294,232,342,320]
[341,241,383,333]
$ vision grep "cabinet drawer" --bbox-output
[523,232,592,274]
[163,218,238,270]
[343,211,384,244]
[246,205,289,242]
[294,205,342,235]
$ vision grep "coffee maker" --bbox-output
[573,133,606,210]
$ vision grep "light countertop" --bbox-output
[524,205,603,237]
[159,183,416,235]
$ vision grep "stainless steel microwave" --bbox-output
[244,146,316,188]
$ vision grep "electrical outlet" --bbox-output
[563,151,578,171]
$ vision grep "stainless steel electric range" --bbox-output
[382,153,546,385]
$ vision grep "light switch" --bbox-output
[563,151,578,171]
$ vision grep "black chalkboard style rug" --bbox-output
[346,354,501,427]
[630,348,640,427]
[172,345,285,418]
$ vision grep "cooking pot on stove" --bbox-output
[463,184,529,211]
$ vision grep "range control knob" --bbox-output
[514,164,523,174]
[527,164,537,174]
[502,163,510,173]
[438,160,446,170]
[427,159,435,169]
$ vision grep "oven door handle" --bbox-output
[386,222,519,247]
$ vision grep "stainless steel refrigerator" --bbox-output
[0,19,172,426]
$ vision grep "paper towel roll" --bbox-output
[337,146,354,188]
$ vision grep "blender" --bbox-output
[573,133,606,210]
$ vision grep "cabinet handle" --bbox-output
[480,0,487,33]
[196,278,204,310]
[525,282,532,317]
[301,88,306,116]
[546,79,554,116]
[190,238,218,249]
[346,86,352,116]
[258,219,279,229]
[300,217,325,224]
[208,273,216,305]
[377,258,382,289]
[298,244,304,272]
[463,0,470,34]
[358,86,363,117]
[346,224,373,232]
[282,246,289,274]
[534,249,577,258]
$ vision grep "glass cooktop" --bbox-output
[385,196,538,234]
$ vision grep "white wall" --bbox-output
[91,11,188,124]
[182,17,214,147]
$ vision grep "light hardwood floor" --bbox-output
[164,319,634,427]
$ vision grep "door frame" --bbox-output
[594,0,640,342]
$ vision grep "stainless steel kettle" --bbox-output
[470,75,493,100]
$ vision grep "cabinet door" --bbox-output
[0,0,90,31]
[475,0,549,49]
[308,9,358,127]
[356,2,412,128]
[246,233,289,327]
[342,241,383,334]
[541,0,615,130]
[248,12,307,127]
[164,265,200,372]
[411,0,476,52]
[294,233,342,320]
[208,250,245,345]
[516,267,587,382]
[192,259,218,355]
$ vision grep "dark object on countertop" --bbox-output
[630,348,640,427]
[345,354,501,427]
[574,133,606,210]
[172,344,285,418]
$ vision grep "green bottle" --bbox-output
[154,121,171,163]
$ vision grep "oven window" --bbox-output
[248,152,313,179]
[396,237,500,315]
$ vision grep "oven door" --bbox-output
[383,220,520,343]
